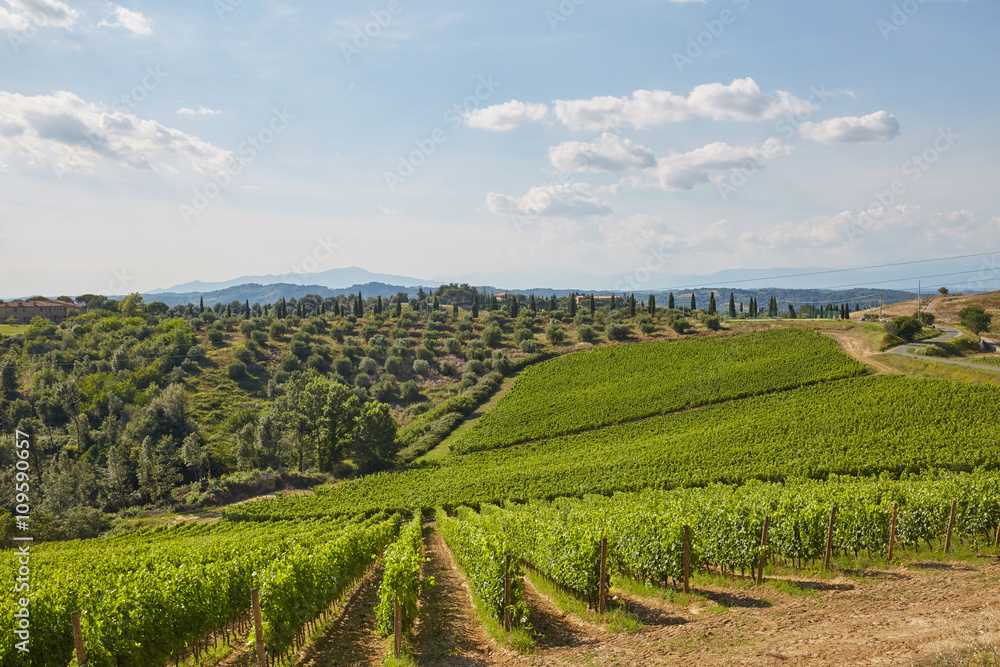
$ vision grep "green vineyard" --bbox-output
[452,328,868,453]
[225,376,1000,519]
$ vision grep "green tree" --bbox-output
[628,294,636,317]
[958,305,992,335]
[885,316,923,341]
[529,294,536,313]
[545,322,565,345]
[728,293,736,318]
[939,287,949,295]
[668,293,674,310]
[199,296,204,313]
[690,293,696,312]
[120,292,145,318]
[432,295,440,311]
[708,292,717,315]
[648,294,655,315]
[181,433,206,480]
[590,294,595,316]
[472,293,479,318]
[352,402,398,474]
[299,378,362,472]
[569,294,577,317]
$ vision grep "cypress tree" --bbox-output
[244,300,251,319]
[549,295,557,311]
[589,294,595,316]
[529,294,537,313]
[472,293,479,318]
[432,295,440,311]
[510,296,519,317]
[690,293,696,312]
[708,292,717,315]
[788,303,796,318]
[199,296,204,313]
[648,294,655,314]
[668,292,675,310]
[728,293,736,318]
[569,294,577,316]
[226,304,232,318]
[629,294,636,317]
[610,294,615,310]
[395,298,402,317]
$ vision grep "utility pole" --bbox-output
[879,292,883,321]
[917,281,921,322]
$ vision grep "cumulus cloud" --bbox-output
[798,111,900,144]
[0,90,235,175]
[553,78,814,131]
[655,137,792,191]
[548,133,656,173]
[178,106,223,116]
[486,183,614,218]
[464,100,548,131]
[100,4,153,36]
[0,0,80,31]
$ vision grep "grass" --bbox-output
[526,568,642,634]
[0,323,26,335]
[875,353,1000,384]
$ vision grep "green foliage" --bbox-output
[453,328,866,454]
[230,375,1000,518]
[884,316,923,341]
[959,305,993,335]
[0,514,399,666]
[376,516,426,636]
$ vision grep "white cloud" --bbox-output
[178,106,224,116]
[379,205,401,216]
[548,132,656,173]
[0,0,80,31]
[553,78,814,131]
[655,137,792,190]
[798,111,900,144]
[486,183,614,218]
[464,100,548,131]
[100,4,152,36]
[0,90,235,175]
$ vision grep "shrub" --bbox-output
[443,337,462,355]
[465,359,486,375]
[401,380,422,403]
[281,353,300,372]
[520,339,538,353]
[354,372,373,389]
[359,357,379,375]
[635,313,656,334]
[227,360,247,380]
[671,319,692,334]
[440,360,458,376]
[333,356,354,377]
[606,322,632,340]
[207,330,224,344]
[545,322,565,344]
[415,346,435,362]
[412,359,431,376]
[481,324,503,348]
[577,324,596,343]
[704,316,721,331]
[884,316,922,341]
[513,327,534,344]
[233,346,253,364]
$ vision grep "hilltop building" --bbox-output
[0,300,87,324]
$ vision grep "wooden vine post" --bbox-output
[393,595,402,658]
[945,500,957,553]
[251,588,265,667]
[682,525,691,594]
[756,516,770,585]
[994,519,1000,549]
[503,554,512,631]
[598,537,608,614]
[824,506,838,571]
[71,611,86,667]
[888,502,899,565]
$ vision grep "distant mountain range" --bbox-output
[140,281,920,311]
[147,267,435,294]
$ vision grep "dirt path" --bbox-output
[826,329,901,375]
[295,564,386,667]
[504,557,1000,666]
[411,526,517,666]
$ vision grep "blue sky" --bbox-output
[1,0,998,295]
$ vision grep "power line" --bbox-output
[652,250,999,292]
